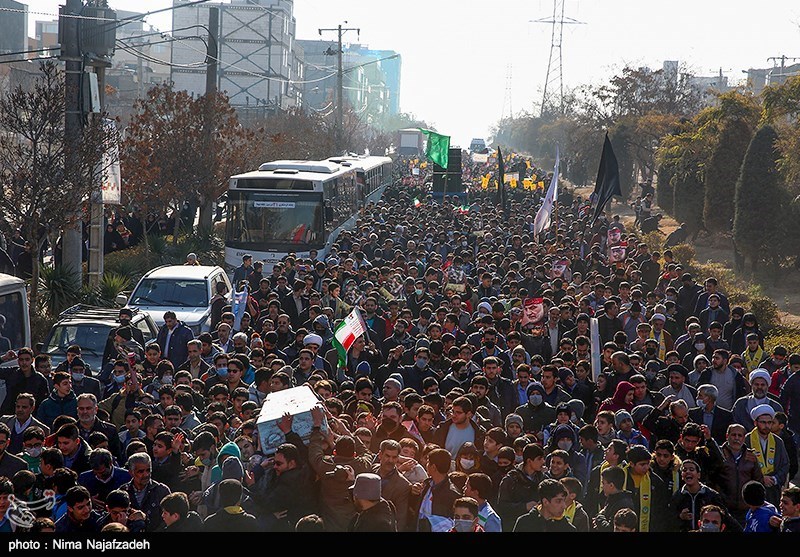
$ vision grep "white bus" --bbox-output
[224,156,392,270]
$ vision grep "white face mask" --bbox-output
[515,454,524,464]
[71,372,85,382]
[453,519,474,533]
[557,439,574,452]
[459,458,475,470]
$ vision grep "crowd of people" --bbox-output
[0,171,798,534]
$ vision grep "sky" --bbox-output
[21,0,800,147]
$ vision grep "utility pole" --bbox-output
[198,6,220,233]
[205,6,219,97]
[319,23,359,153]
[60,0,85,285]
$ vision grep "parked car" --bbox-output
[41,305,157,373]
[118,265,232,335]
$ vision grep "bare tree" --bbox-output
[0,61,111,313]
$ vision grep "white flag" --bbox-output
[534,145,560,237]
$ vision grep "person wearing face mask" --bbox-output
[440,360,474,396]
[447,496,485,532]
[548,424,588,487]
[400,347,438,394]
[513,382,556,440]
[454,442,482,475]
[68,358,102,400]
[681,332,711,371]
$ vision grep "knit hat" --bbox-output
[116,326,133,341]
[631,404,653,425]
[526,381,546,396]
[748,369,771,386]
[614,410,633,428]
[557,367,574,384]
[388,373,404,389]
[651,313,666,323]
[477,301,493,314]
[505,413,524,429]
[742,480,766,507]
[355,361,371,376]
[350,473,382,501]
[750,404,776,421]
[383,378,402,391]
[555,403,571,416]
[70,357,87,370]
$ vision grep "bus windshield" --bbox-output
[226,190,323,247]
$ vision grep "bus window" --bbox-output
[0,291,25,352]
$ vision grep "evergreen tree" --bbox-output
[656,162,674,215]
[733,125,783,271]
[671,159,705,240]
[703,119,753,232]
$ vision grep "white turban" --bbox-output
[749,369,771,387]
[750,404,776,421]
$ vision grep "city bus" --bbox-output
[224,156,392,271]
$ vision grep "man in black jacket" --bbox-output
[496,443,546,531]
[203,479,259,532]
[592,465,634,531]
[409,448,461,532]
[513,478,576,532]
[54,486,104,532]
[348,473,397,532]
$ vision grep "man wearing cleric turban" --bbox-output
[744,403,789,507]
[732,369,784,427]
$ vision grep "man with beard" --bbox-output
[369,402,411,453]
[732,369,784,427]
[102,308,145,366]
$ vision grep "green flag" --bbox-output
[419,128,450,170]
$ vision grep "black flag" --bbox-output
[497,146,507,215]
[590,132,622,225]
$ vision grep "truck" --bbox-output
[396,128,424,157]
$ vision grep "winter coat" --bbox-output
[36,389,78,428]
[496,465,544,532]
[513,506,577,532]
[348,499,397,532]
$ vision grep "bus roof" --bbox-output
[257,160,341,173]
[326,155,392,171]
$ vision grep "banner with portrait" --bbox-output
[522,297,545,334]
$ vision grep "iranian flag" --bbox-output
[413,197,421,208]
[332,308,368,370]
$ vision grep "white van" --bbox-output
[0,273,30,358]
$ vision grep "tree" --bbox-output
[733,125,784,273]
[703,118,753,232]
[0,62,111,314]
[120,84,256,240]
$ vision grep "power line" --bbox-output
[0,56,58,66]
[0,47,57,58]
[115,42,206,69]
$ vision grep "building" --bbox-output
[745,58,800,96]
[687,70,730,106]
[296,39,401,127]
[0,0,27,58]
[170,0,300,111]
